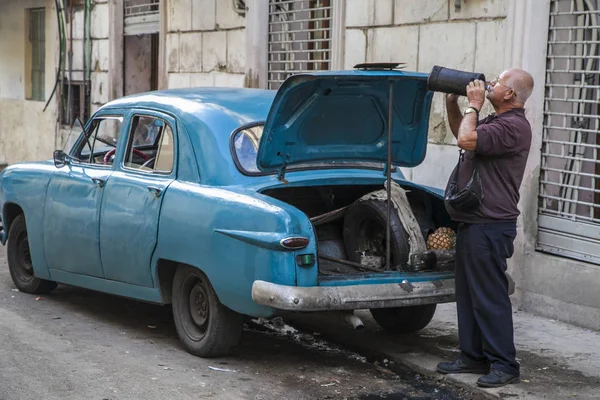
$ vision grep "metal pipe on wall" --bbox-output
[43,0,64,113]
[82,0,87,122]
[66,0,73,125]
[84,0,92,121]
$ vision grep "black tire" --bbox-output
[172,265,244,357]
[7,214,58,294]
[343,198,410,270]
[370,304,437,334]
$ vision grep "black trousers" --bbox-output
[455,221,519,376]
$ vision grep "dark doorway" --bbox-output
[124,33,159,96]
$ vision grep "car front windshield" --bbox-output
[231,123,389,175]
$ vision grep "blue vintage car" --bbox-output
[0,70,456,357]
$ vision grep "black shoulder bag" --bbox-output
[444,150,484,212]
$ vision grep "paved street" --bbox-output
[0,247,475,400]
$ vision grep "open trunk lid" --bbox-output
[256,70,434,173]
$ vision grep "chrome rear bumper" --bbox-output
[251,278,455,311]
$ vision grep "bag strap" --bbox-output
[451,110,481,184]
[451,150,462,184]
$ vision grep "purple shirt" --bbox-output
[445,108,532,223]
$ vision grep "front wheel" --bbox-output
[7,214,57,294]
[172,265,244,357]
[370,304,437,334]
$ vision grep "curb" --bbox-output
[283,311,529,400]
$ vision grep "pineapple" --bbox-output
[427,227,456,250]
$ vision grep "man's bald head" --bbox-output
[503,68,534,105]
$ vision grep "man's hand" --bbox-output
[466,79,486,110]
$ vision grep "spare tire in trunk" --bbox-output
[342,198,409,271]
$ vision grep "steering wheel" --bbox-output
[103,148,150,165]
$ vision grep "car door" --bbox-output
[99,112,176,287]
[44,114,125,278]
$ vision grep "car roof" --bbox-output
[97,87,277,185]
[99,87,276,128]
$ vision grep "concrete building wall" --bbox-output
[165,0,246,89]
[88,1,110,115]
[0,0,58,165]
[54,0,110,148]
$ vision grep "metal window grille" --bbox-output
[124,0,159,17]
[60,81,90,126]
[267,0,332,90]
[124,0,160,35]
[28,8,45,101]
[538,0,600,264]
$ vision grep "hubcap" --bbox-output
[17,232,34,275]
[189,284,209,327]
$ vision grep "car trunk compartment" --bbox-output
[260,183,455,277]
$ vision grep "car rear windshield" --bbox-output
[231,123,389,175]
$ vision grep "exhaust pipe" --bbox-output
[344,313,365,331]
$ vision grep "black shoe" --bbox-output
[477,369,520,388]
[437,358,489,375]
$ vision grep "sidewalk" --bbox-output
[284,303,600,400]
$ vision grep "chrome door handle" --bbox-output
[91,177,106,188]
[147,186,163,197]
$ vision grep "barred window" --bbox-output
[124,0,160,35]
[267,0,332,90]
[538,0,600,264]
[27,8,45,101]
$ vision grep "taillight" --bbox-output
[280,236,309,250]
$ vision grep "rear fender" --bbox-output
[152,181,316,317]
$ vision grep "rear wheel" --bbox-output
[172,265,244,357]
[370,304,437,334]
[7,214,58,294]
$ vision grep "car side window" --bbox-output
[73,117,123,165]
[233,124,263,173]
[154,125,175,173]
[124,115,175,174]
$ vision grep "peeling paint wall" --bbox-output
[0,0,58,164]
[54,0,110,147]
[0,0,111,163]
[88,1,110,115]
[165,0,246,88]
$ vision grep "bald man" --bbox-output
[436,69,534,388]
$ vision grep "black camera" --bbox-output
[427,65,486,96]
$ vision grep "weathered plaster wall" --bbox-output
[89,1,110,114]
[53,0,110,148]
[0,0,58,164]
[165,0,246,88]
